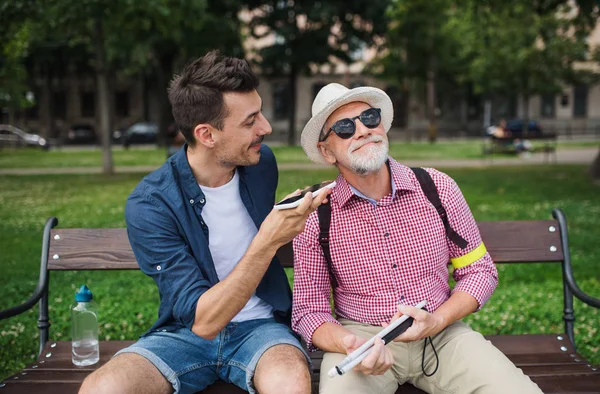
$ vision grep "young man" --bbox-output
[291,83,543,394]
[79,52,328,394]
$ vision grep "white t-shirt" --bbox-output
[199,170,274,322]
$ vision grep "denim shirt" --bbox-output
[125,144,292,336]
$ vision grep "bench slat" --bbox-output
[4,335,597,394]
[477,221,563,263]
[49,220,563,270]
[486,334,574,356]
[49,229,138,270]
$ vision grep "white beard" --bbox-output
[347,135,389,175]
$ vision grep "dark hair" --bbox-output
[167,50,259,146]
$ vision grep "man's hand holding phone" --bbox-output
[273,181,336,210]
[256,181,333,251]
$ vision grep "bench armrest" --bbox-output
[553,209,600,310]
[0,217,58,320]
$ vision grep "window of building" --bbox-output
[81,91,95,118]
[52,91,67,120]
[541,94,555,118]
[573,85,588,118]
[273,82,291,120]
[115,91,129,117]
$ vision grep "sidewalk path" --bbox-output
[0,148,597,176]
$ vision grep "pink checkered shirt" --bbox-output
[291,158,498,349]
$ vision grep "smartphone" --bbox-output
[273,181,336,210]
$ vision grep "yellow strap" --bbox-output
[451,243,487,269]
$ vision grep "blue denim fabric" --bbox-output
[115,318,310,394]
[124,144,293,336]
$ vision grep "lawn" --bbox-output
[0,165,599,382]
[0,139,597,169]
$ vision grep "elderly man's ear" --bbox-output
[317,142,336,164]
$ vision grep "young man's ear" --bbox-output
[194,124,215,148]
[318,141,337,164]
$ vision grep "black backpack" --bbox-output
[317,167,468,288]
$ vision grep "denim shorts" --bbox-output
[114,318,309,394]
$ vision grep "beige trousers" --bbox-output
[319,319,543,394]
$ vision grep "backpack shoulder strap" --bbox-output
[410,167,469,249]
[317,202,338,288]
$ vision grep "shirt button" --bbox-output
[392,264,397,268]
[384,232,390,238]
[189,199,194,204]
[199,198,205,204]
[156,265,162,271]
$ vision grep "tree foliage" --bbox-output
[245,0,390,145]
[379,0,600,129]
[0,1,38,111]
[1,0,244,173]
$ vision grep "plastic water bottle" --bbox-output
[71,285,99,366]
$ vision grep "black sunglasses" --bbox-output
[320,107,382,142]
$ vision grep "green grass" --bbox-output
[1,139,597,169]
[0,165,599,382]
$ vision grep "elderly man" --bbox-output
[291,83,543,394]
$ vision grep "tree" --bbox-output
[379,0,600,139]
[244,0,390,145]
[106,0,244,147]
[8,0,244,174]
[590,47,600,181]
[377,0,471,142]
[464,0,600,134]
[34,0,221,174]
[0,1,38,123]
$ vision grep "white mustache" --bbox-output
[349,135,384,153]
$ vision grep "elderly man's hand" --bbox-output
[383,305,446,342]
[342,335,394,376]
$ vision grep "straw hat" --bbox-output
[300,83,393,164]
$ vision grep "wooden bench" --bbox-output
[483,133,558,163]
[1,208,599,393]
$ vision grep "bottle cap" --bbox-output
[75,285,93,302]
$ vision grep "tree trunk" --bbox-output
[590,148,600,181]
[142,75,150,121]
[153,54,174,147]
[426,67,437,144]
[460,90,468,134]
[522,95,530,136]
[40,72,53,140]
[483,99,492,130]
[8,109,15,127]
[94,18,114,175]
[287,67,297,146]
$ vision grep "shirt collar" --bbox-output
[334,157,417,207]
[172,144,248,207]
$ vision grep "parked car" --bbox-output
[122,122,158,148]
[0,124,50,150]
[505,119,543,137]
[66,124,97,145]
